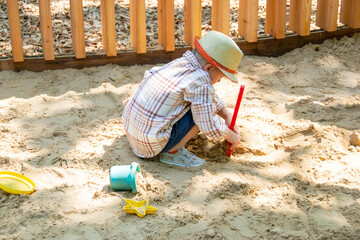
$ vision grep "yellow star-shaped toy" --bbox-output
[123,199,158,218]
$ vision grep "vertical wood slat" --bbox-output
[211,0,230,35]
[105,0,116,56]
[158,0,175,51]
[70,0,86,59]
[339,0,351,27]
[130,0,146,54]
[238,0,258,42]
[39,0,55,60]
[129,0,134,51]
[289,0,312,36]
[7,0,24,62]
[100,0,116,57]
[265,0,287,39]
[316,0,339,32]
[100,0,107,53]
[184,0,201,48]
[340,0,360,29]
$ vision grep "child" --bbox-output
[122,31,243,167]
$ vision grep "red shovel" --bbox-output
[226,85,245,157]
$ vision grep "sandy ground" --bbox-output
[1,33,360,240]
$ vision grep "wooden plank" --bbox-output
[136,0,146,53]
[353,0,360,28]
[184,0,201,48]
[265,0,287,39]
[212,0,218,32]
[158,0,164,47]
[158,0,175,51]
[70,0,86,59]
[129,0,135,50]
[316,0,339,32]
[211,0,230,35]
[340,0,352,27]
[238,0,258,42]
[105,0,116,56]
[164,0,175,51]
[130,0,146,53]
[100,0,107,52]
[100,0,116,57]
[184,0,191,45]
[6,0,24,62]
[340,0,360,29]
[2,27,359,72]
[289,0,312,36]
[39,0,55,60]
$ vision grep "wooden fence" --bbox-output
[2,0,360,71]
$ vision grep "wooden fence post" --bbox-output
[265,0,287,39]
[130,0,146,54]
[340,0,360,29]
[70,0,86,59]
[158,0,175,51]
[289,0,312,36]
[238,0,258,42]
[39,0,55,60]
[184,0,201,48]
[6,0,23,62]
[100,0,117,57]
[212,0,230,35]
[316,0,339,32]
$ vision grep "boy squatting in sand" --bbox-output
[122,31,243,167]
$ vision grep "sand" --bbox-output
[1,33,360,239]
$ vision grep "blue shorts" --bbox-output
[161,110,195,153]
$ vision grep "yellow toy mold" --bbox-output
[0,171,35,195]
[123,199,158,218]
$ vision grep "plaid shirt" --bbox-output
[122,51,229,158]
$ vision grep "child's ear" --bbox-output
[203,64,214,72]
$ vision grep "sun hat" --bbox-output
[194,31,243,82]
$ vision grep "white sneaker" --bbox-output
[159,147,204,167]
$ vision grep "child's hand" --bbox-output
[232,125,240,134]
[230,133,241,150]
[224,115,240,134]
[226,129,241,150]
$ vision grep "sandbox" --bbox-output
[0,33,359,239]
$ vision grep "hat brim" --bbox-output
[220,68,238,83]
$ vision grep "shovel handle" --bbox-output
[226,85,245,157]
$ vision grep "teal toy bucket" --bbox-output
[110,162,141,193]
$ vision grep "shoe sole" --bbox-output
[160,159,204,168]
